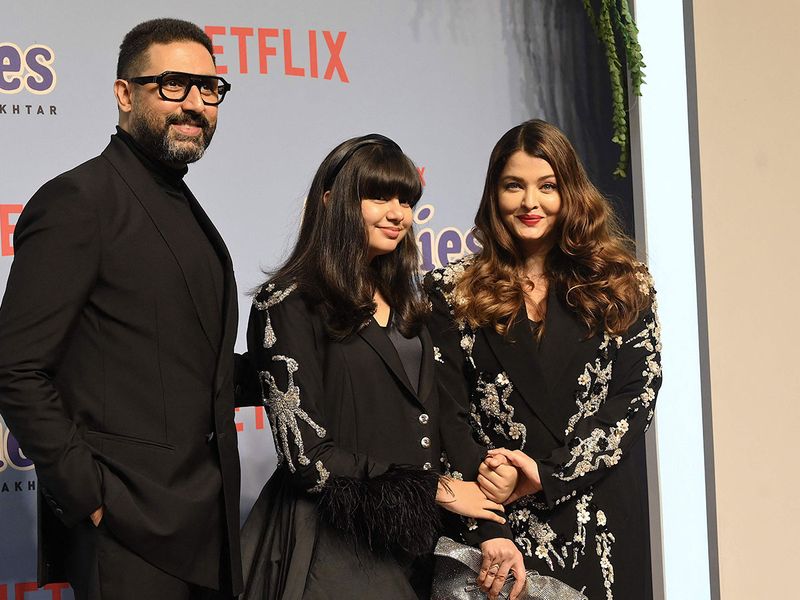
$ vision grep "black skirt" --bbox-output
[240,469,429,600]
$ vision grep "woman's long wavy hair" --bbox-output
[454,119,651,337]
[271,134,428,340]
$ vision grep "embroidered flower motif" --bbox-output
[596,529,616,598]
[253,283,298,348]
[554,426,625,482]
[509,492,605,573]
[433,346,444,364]
[565,348,615,437]
[557,296,662,482]
[308,460,330,493]
[471,370,527,448]
[596,510,607,527]
[260,355,327,472]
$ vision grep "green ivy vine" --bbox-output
[582,0,646,177]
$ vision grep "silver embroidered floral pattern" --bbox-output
[596,513,616,599]
[555,421,628,482]
[309,460,330,493]
[565,334,620,436]
[253,283,298,348]
[260,355,327,472]
[433,346,444,364]
[556,294,661,482]
[471,371,527,449]
[508,491,616,597]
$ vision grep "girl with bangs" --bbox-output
[425,120,663,600]
[240,134,524,600]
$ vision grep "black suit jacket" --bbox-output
[245,286,499,560]
[247,284,485,491]
[0,133,243,593]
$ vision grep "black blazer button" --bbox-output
[55,507,63,516]
[206,432,215,443]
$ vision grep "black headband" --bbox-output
[324,133,403,190]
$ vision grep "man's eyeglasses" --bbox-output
[127,71,231,106]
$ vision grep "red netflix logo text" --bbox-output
[204,26,349,82]
[0,582,70,600]
[1,204,22,257]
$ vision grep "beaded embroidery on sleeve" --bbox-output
[553,273,661,483]
[253,284,328,489]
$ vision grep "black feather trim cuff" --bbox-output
[317,466,441,556]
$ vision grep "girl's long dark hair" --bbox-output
[271,134,428,339]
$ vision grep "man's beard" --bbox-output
[129,105,216,165]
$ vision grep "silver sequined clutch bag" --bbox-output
[432,537,587,600]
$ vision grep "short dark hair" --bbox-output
[117,18,214,79]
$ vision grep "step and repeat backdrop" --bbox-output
[1,1,629,596]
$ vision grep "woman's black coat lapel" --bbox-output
[538,289,597,394]
[356,320,432,408]
[417,327,435,406]
[481,287,598,441]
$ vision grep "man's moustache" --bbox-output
[165,114,210,129]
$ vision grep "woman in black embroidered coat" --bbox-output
[424,120,662,600]
[240,134,525,600]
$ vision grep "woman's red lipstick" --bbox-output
[517,214,543,226]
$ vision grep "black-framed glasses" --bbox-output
[127,71,231,106]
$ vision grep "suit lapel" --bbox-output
[102,135,222,356]
[535,287,600,437]
[482,315,563,439]
[183,186,239,394]
[417,327,435,406]
[538,288,594,392]
[357,320,421,404]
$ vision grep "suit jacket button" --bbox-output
[206,432,215,443]
[418,413,429,425]
[420,436,431,449]
[55,508,64,516]
[423,462,432,470]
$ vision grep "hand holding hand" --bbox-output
[478,454,518,504]
[436,478,506,525]
[478,537,526,600]
[486,448,542,504]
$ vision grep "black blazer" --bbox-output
[241,284,497,597]
[424,257,662,600]
[0,133,243,593]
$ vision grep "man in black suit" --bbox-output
[0,19,249,599]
